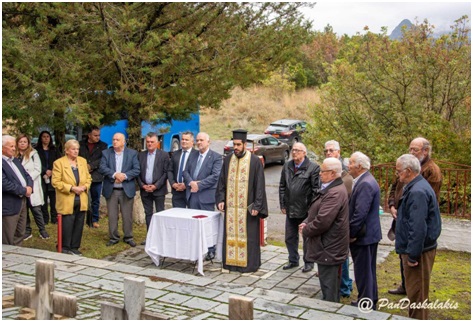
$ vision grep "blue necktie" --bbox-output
[177,150,187,183]
[193,155,203,179]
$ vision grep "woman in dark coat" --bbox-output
[36,131,62,224]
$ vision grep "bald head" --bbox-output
[112,133,126,151]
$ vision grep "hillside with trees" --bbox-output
[3,4,470,165]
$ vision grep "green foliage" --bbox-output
[3,2,313,150]
[304,18,471,164]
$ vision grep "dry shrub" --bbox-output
[201,86,320,139]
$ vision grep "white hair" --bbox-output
[2,135,15,146]
[293,142,307,153]
[411,137,432,157]
[351,151,371,170]
[324,140,340,150]
[323,158,342,177]
[397,154,421,174]
[197,132,210,142]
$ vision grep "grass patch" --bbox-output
[22,214,148,260]
[340,249,471,320]
[201,86,319,140]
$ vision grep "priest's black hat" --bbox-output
[232,129,248,142]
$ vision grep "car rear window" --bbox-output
[267,124,289,132]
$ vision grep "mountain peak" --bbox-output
[390,19,414,40]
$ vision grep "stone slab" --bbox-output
[144,288,168,300]
[276,276,307,290]
[76,267,110,277]
[63,274,99,285]
[247,288,297,303]
[74,257,117,268]
[181,297,220,311]
[104,262,145,274]
[301,309,354,320]
[337,305,391,320]
[166,284,222,299]
[253,298,307,318]
[159,293,193,305]
[86,278,124,292]
[289,296,343,312]
[207,281,254,295]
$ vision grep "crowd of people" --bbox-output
[2,127,442,319]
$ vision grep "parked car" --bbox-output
[264,119,306,148]
[223,134,290,168]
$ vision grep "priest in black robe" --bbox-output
[216,129,268,273]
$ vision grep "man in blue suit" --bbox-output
[183,132,222,211]
[347,151,381,309]
[99,133,140,247]
[183,132,222,260]
[167,132,197,208]
[2,135,34,245]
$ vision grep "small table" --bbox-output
[145,208,223,276]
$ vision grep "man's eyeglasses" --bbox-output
[395,168,408,175]
[320,169,334,173]
[324,149,338,154]
[292,149,304,153]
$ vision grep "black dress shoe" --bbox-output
[205,252,215,261]
[126,240,136,247]
[106,240,118,247]
[351,300,358,307]
[141,241,146,246]
[282,262,299,270]
[388,286,406,295]
[302,263,314,273]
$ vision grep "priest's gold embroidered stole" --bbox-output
[225,152,251,267]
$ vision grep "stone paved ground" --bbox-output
[2,244,410,320]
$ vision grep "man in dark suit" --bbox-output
[347,151,381,309]
[167,131,197,208]
[79,126,108,228]
[2,135,34,245]
[99,133,140,247]
[183,132,222,211]
[137,132,169,245]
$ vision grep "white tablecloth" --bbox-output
[145,208,223,276]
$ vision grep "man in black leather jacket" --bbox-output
[279,142,320,272]
[79,126,108,228]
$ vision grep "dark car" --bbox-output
[223,134,290,168]
[264,119,306,147]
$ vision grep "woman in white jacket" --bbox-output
[16,134,50,240]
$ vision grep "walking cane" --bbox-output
[57,214,62,253]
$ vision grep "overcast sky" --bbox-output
[301,2,471,36]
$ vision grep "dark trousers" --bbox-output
[398,255,406,289]
[402,249,436,320]
[172,191,187,208]
[107,189,134,242]
[62,201,85,251]
[141,192,165,230]
[318,264,342,302]
[25,199,46,235]
[89,182,103,223]
[350,242,379,306]
[2,198,27,246]
[41,183,57,224]
[285,216,309,264]
[340,257,353,296]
